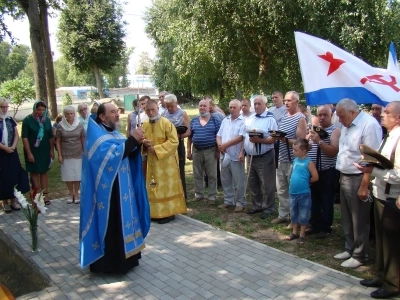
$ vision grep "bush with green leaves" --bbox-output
[0,77,35,117]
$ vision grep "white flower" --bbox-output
[34,192,47,215]
[14,188,29,209]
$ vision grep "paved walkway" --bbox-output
[1,198,374,300]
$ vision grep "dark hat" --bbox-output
[312,126,329,139]
[268,130,287,137]
[176,125,188,135]
[359,144,393,169]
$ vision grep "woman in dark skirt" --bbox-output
[0,98,29,212]
[22,100,54,205]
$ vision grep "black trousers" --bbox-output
[309,167,337,233]
[374,198,400,293]
[177,139,187,200]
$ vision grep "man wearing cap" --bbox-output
[307,105,340,238]
[354,101,400,298]
[244,95,278,218]
[271,91,307,224]
[187,99,221,204]
[334,98,381,269]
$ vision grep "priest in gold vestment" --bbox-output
[142,99,187,224]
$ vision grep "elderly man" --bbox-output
[216,100,246,212]
[355,101,400,299]
[334,98,381,268]
[80,103,150,273]
[187,99,221,204]
[271,91,307,224]
[244,95,278,217]
[142,99,187,224]
[307,105,340,238]
[163,94,191,201]
[269,91,286,126]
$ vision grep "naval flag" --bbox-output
[387,42,399,72]
[295,31,400,106]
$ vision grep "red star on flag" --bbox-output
[318,51,345,76]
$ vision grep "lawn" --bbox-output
[15,105,375,279]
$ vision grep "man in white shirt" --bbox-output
[334,98,382,269]
[244,95,278,218]
[268,91,286,126]
[354,101,400,299]
[216,100,246,212]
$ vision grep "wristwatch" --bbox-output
[318,140,324,146]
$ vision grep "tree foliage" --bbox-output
[145,0,400,101]
[136,51,153,75]
[104,47,133,88]
[54,56,96,87]
[57,0,127,98]
[0,41,31,83]
[0,77,35,117]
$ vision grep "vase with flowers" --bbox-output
[14,187,48,252]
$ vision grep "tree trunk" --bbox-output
[17,0,48,106]
[39,0,57,118]
[93,64,105,99]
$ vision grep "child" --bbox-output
[286,138,319,245]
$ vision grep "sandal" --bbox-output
[297,237,306,245]
[43,192,51,205]
[285,233,299,241]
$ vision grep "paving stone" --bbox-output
[0,201,374,300]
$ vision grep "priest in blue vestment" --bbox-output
[79,103,150,274]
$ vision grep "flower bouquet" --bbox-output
[14,187,48,252]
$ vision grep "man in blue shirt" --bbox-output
[187,100,221,204]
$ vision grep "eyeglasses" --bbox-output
[0,106,8,109]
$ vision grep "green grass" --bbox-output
[15,106,376,279]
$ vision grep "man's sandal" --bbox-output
[297,237,306,245]
[285,233,299,241]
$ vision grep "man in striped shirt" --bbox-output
[187,100,221,204]
[307,105,340,238]
[271,91,307,224]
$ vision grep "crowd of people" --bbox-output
[1,92,399,299]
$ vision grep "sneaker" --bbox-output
[10,202,21,210]
[74,199,80,204]
[271,217,290,224]
[67,198,74,204]
[341,257,363,268]
[234,206,245,213]
[3,204,11,213]
[334,251,351,260]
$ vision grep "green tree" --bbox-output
[146,0,400,100]
[0,41,31,83]
[58,0,127,98]
[53,56,96,87]
[136,51,152,75]
[104,47,133,88]
[0,77,35,117]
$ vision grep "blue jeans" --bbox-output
[289,192,311,225]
